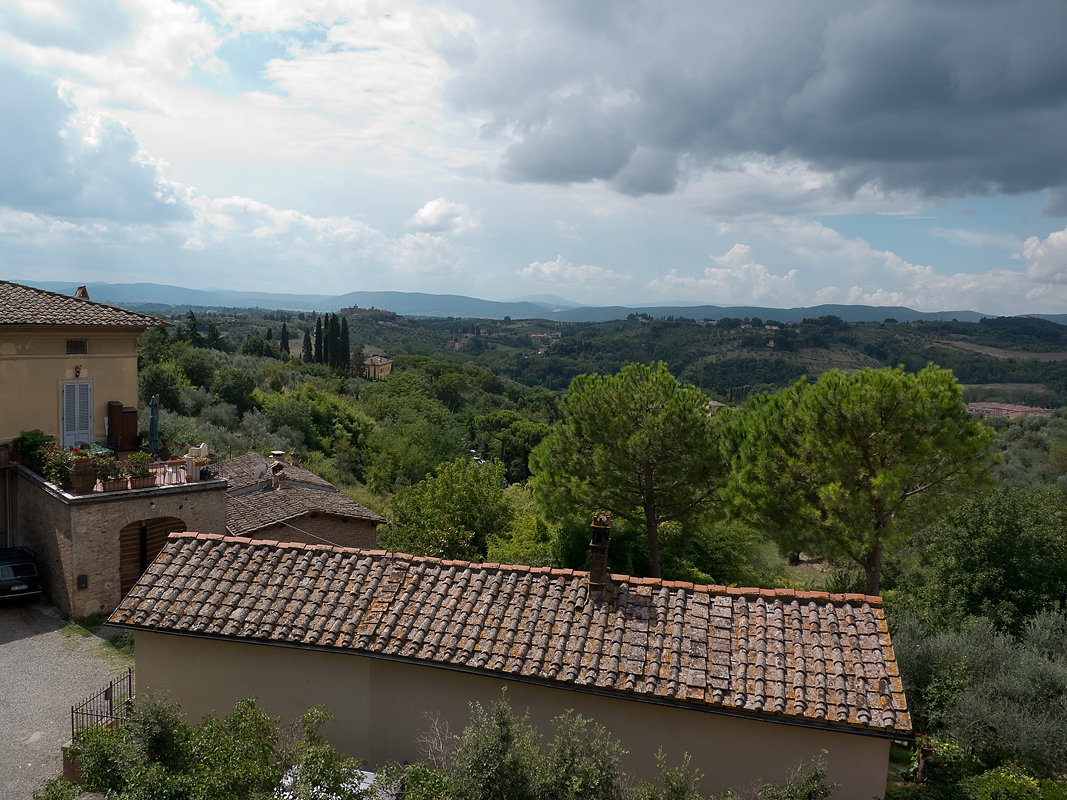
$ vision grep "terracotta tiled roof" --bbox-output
[0,280,167,328]
[110,533,911,737]
[228,486,385,536]
[210,453,335,493]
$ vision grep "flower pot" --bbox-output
[70,463,97,494]
[102,478,128,492]
[129,475,157,489]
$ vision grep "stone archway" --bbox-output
[119,516,185,596]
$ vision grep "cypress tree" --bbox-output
[323,315,332,368]
[302,331,313,363]
[328,314,341,369]
[279,322,290,359]
[314,318,323,364]
[341,317,351,371]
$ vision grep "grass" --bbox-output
[62,613,135,662]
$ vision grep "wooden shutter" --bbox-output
[62,382,92,447]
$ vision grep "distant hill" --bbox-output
[17,279,1052,324]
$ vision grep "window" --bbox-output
[66,340,88,354]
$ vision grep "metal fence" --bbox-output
[71,667,135,739]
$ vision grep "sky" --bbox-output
[2,1,1067,315]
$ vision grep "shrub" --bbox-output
[125,450,153,478]
[15,428,54,472]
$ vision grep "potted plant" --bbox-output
[94,456,128,491]
[126,451,157,489]
[40,443,76,490]
[68,446,97,493]
[14,429,54,474]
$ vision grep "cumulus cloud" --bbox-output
[1022,227,1067,284]
[646,244,799,306]
[519,255,628,287]
[0,65,191,223]
[408,197,481,235]
[443,1,1067,205]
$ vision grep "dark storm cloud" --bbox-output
[443,1,1067,207]
[0,66,191,223]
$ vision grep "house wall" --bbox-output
[16,470,228,616]
[136,633,892,799]
[0,327,141,445]
[248,516,379,549]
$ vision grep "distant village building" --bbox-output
[338,305,397,321]
[362,355,392,380]
[966,402,1054,420]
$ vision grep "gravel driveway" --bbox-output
[0,601,133,799]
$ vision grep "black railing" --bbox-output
[71,667,135,739]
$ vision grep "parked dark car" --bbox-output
[0,547,43,601]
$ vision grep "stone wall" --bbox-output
[248,515,379,549]
[15,468,227,616]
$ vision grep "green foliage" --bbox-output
[212,366,258,414]
[894,612,1067,775]
[139,360,190,410]
[753,755,836,800]
[723,365,995,595]
[283,705,367,800]
[544,710,626,800]
[389,458,513,559]
[33,778,82,800]
[39,441,73,485]
[487,483,558,567]
[450,697,545,800]
[630,751,706,800]
[531,362,725,577]
[60,696,370,800]
[904,489,1067,634]
[75,725,140,793]
[15,428,54,472]
[176,346,217,389]
[125,449,153,478]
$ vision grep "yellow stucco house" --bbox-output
[0,281,228,615]
[111,532,912,798]
[0,280,165,450]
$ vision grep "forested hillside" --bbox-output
[129,304,1067,798]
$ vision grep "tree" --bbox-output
[301,331,313,363]
[529,362,724,577]
[314,317,323,364]
[389,457,513,559]
[910,488,1067,634]
[722,365,994,595]
[340,317,351,372]
[279,322,290,359]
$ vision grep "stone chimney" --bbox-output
[270,460,286,489]
[588,511,612,602]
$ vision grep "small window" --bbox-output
[66,340,88,354]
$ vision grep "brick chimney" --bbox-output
[588,511,612,602]
[74,286,89,300]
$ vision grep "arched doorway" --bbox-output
[119,516,185,596]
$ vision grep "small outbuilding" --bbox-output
[110,533,911,798]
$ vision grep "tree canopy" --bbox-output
[530,362,724,577]
[722,365,994,595]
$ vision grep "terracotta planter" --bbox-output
[70,462,97,494]
[102,478,128,492]
[129,475,157,489]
